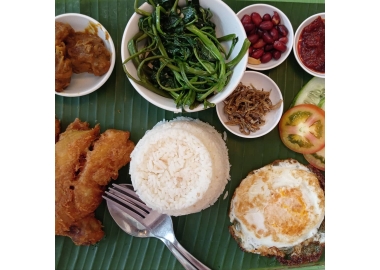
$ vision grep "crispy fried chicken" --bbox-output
[55,118,135,245]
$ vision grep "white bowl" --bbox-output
[121,0,248,113]
[55,13,116,97]
[216,71,283,138]
[293,13,325,78]
[237,4,294,71]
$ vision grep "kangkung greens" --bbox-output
[123,0,250,110]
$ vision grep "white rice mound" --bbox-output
[129,117,230,216]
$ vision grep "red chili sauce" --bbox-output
[297,16,325,73]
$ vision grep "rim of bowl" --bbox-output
[55,13,116,97]
[293,12,325,78]
[121,1,248,113]
[216,71,284,138]
[236,4,294,71]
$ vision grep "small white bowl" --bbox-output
[237,4,294,71]
[121,0,248,113]
[216,71,283,138]
[293,13,325,78]
[55,13,116,97]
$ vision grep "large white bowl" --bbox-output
[237,4,294,71]
[293,13,325,78]
[55,13,116,97]
[121,0,248,113]
[216,71,283,138]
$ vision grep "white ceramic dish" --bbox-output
[121,0,248,113]
[216,71,283,138]
[237,4,294,71]
[293,13,325,78]
[55,13,116,97]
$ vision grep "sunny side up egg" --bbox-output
[229,159,325,257]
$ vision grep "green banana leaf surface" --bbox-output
[55,0,325,269]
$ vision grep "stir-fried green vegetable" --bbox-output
[123,0,251,110]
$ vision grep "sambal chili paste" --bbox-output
[298,16,325,73]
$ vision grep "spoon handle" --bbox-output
[161,238,211,270]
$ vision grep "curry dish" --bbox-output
[55,22,74,92]
[55,22,111,92]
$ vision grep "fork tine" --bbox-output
[103,194,145,222]
[103,189,148,218]
[112,184,152,212]
[111,184,152,212]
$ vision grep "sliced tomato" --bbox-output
[304,147,325,171]
[279,104,325,154]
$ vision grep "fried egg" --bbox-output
[229,159,325,257]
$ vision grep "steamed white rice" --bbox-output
[129,117,230,216]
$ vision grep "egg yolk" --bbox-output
[264,187,310,240]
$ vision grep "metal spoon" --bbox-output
[106,184,211,270]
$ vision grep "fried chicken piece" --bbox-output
[62,213,104,246]
[55,22,75,92]
[74,129,135,213]
[65,117,91,132]
[55,118,60,143]
[65,32,111,76]
[55,123,100,229]
[55,118,135,245]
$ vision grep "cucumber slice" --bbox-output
[291,77,325,110]
[318,97,325,110]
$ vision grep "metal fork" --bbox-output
[103,184,211,270]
